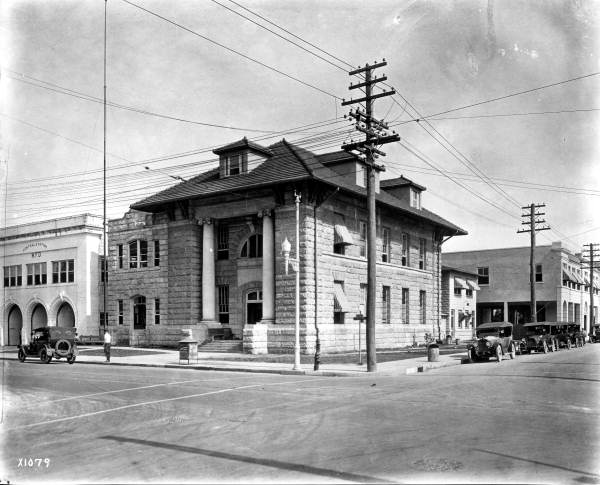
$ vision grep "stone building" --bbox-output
[443,242,600,332]
[440,266,479,343]
[107,138,466,352]
[1,214,104,345]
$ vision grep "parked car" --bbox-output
[516,322,558,354]
[568,323,586,347]
[551,322,573,349]
[18,326,78,364]
[467,322,516,362]
[590,324,600,343]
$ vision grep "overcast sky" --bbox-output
[1,0,599,253]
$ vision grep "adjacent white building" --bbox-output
[1,214,104,345]
[441,266,479,342]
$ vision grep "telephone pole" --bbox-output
[517,203,549,323]
[341,60,400,372]
[583,243,599,334]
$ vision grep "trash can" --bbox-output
[179,337,198,365]
[446,335,453,345]
[427,343,439,362]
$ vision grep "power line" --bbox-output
[119,0,342,100]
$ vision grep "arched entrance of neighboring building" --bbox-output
[246,290,262,324]
[8,306,23,345]
[57,302,75,328]
[31,304,48,329]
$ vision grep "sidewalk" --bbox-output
[1,346,468,377]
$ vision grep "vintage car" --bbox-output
[591,324,600,344]
[18,326,78,364]
[567,323,586,347]
[467,321,516,362]
[551,322,573,349]
[517,322,559,354]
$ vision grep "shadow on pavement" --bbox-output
[100,435,396,484]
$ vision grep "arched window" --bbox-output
[240,234,263,258]
[134,296,147,329]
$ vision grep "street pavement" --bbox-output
[0,344,469,376]
[2,344,599,484]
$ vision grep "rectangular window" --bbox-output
[466,289,473,298]
[217,225,229,260]
[477,267,489,285]
[402,288,409,324]
[535,264,543,282]
[381,227,391,263]
[154,299,160,325]
[3,265,22,287]
[410,188,421,209]
[333,213,353,255]
[333,280,346,324]
[458,310,463,329]
[360,283,368,316]
[359,220,367,258]
[118,300,124,325]
[419,238,426,270]
[100,257,105,283]
[454,287,462,296]
[154,240,160,266]
[419,290,426,325]
[27,262,47,286]
[118,244,124,269]
[382,286,391,324]
[129,240,148,269]
[402,233,409,266]
[226,154,241,176]
[218,285,230,324]
[451,309,455,330]
[100,312,107,328]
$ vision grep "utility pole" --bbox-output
[517,203,549,323]
[583,243,599,334]
[341,60,400,372]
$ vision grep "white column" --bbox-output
[201,219,217,323]
[260,210,275,324]
[503,301,509,322]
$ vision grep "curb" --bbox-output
[0,355,366,378]
[405,357,468,375]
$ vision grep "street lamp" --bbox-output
[281,192,301,370]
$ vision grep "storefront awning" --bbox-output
[466,279,480,291]
[563,268,583,284]
[454,277,467,288]
[333,284,352,312]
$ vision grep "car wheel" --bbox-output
[543,341,548,353]
[509,343,516,359]
[40,348,52,364]
[67,355,76,364]
[18,348,26,362]
[567,340,572,350]
[496,345,502,362]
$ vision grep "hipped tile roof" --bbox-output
[130,139,466,235]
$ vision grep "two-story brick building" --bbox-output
[1,214,104,345]
[441,266,479,343]
[443,242,599,332]
[107,138,466,353]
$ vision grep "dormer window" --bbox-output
[410,188,421,209]
[225,154,242,176]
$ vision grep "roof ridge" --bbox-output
[281,139,317,177]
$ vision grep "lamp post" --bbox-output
[281,192,301,370]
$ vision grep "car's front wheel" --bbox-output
[496,345,502,362]
[40,348,52,364]
[509,343,516,359]
[468,348,477,363]
[18,348,26,362]
[567,339,572,350]
[543,341,548,353]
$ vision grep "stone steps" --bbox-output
[198,340,243,353]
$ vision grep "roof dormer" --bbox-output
[213,137,273,178]
[380,176,426,209]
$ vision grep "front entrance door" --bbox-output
[31,304,48,329]
[8,306,23,345]
[57,302,75,327]
[246,290,263,324]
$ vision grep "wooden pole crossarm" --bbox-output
[349,75,388,90]
[349,60,387,75]
[341,90,395,106]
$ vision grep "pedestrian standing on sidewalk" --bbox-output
[103,329,112,363]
